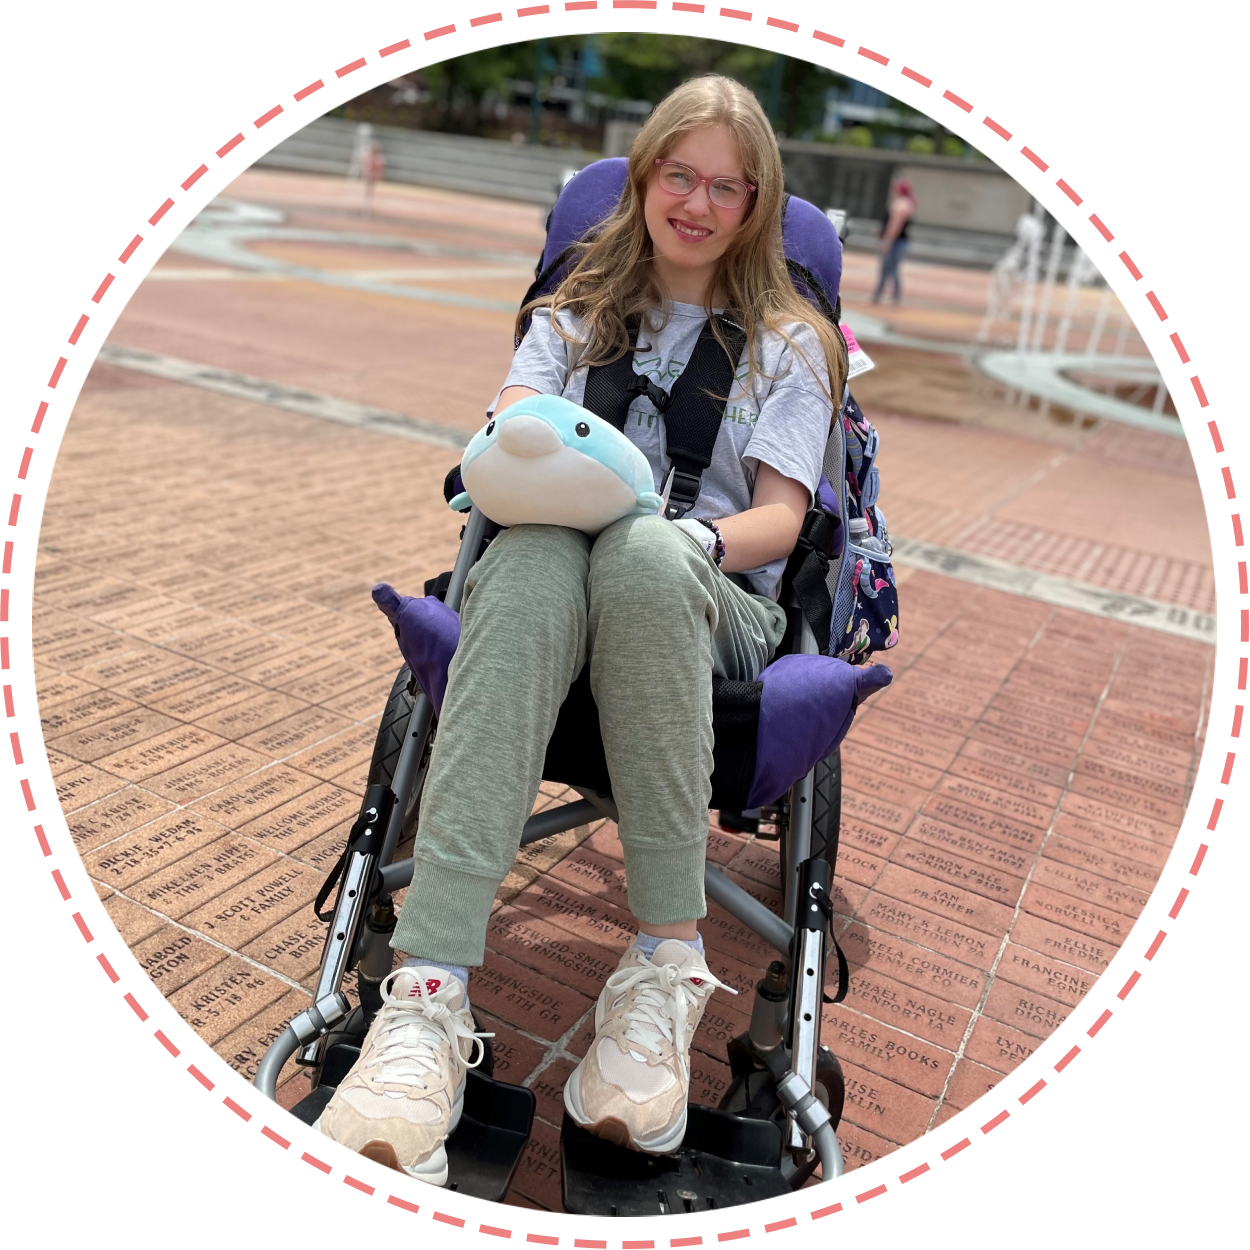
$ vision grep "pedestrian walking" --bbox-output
[872,179,916,304]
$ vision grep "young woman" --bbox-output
[872,178,916,304]
[318,75,848,1185]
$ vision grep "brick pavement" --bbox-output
[36,370,1211,1209]
[33,170,1216,1210]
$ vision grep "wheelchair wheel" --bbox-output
[808,748,842,864]
[718,1041,845,1187]
[365,663,433,843]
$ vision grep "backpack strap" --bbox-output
[659,314,749,518]
[582,313,748,519]
[580,316,650,430]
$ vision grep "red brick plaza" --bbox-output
[35,171,1212,1210]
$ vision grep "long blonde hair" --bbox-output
[518,75,847,402]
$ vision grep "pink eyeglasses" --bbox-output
[653,159,756,210]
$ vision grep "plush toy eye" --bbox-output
[575,422,590,437]
[486,420,496,436]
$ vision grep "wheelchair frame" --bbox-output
[255,505,846,1189]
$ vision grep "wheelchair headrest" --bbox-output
[537,157,843,321]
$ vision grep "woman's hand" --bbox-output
[714,463,809,573]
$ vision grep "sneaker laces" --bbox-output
[362,969,492,1093]
[603,958,735,1081]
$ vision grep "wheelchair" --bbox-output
[254,501,877,1215]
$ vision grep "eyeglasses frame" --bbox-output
[652,158,756,210]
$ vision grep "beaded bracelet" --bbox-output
[694,516,726,567]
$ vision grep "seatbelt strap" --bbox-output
[581,313,748,519]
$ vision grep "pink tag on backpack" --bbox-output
[841,322,876,379]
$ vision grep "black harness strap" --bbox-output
[582,313,748,519]
[580,317,645,431]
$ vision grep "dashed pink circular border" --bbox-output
[8,6,1246,1239]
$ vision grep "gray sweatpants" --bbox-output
[390,514,787,966]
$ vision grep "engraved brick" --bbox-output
[472,949,594,1042]
[131,924,227,995]
[942,1058,1000,1110]
[905,815,1032,877]
[982,976,1070,1040]
[852,711,963,770]
[49,707,183,764]
[873,862,1016,937]
[1032,858,1149,917]
[237,705,353,757]
[855,892,998,970]
[168,955,290,1045]
[995,941,1095,1008]
[1044,833,1163,891]
[214,988,313,1085]
[963,1016,1038,1075]
[83,809,230,888]
[95,723,227,782]
[196,689,310,739]
[841,787,915,833]
[838,1122,901,1171]
[182,860,326,948]
[68,786,178,854]
[1009,911,1120,976]
[200,631,301,673]
[844,965,971,1049]
[838,1056,936,1145]
[822,1003,954,1098]
[103,893,166,945]
[143,743,270,802]
[241,911,330,985]
[933,774,1056,830]
[53,763,126,814]
[146,673,261,722]
[1059,793,1179,844]
[128,835,278,918]
[920,794,1044,853]
[286,720,380,781]
[237,782,358,850]
[1020,881,1132,944]
[34,671,101,708]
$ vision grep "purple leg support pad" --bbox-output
[746,654,892,808]
[372,583,461,713]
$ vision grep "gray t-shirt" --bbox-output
[493,302,833,599]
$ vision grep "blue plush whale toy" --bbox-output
[451,394,664,535]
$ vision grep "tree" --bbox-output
[589,35,841,137]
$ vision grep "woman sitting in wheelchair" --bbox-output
[317,75,848,1184]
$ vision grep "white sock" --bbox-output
[402,956,470,996]
[634,931,703,959]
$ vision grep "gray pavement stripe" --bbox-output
[97,344,469,451]
[891,536,1215,644]
[98,343,1210,642]
[145,264,534,283]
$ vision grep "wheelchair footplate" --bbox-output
[286,1020,536,1202]
[560,1105,791,1216]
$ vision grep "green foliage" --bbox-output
[842,126,874,148]
[938,135,967,158]
[590,35,840,137]
[904,133,936,154]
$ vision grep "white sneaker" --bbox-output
[563,940,734,1154]
[315,968,489,1185]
